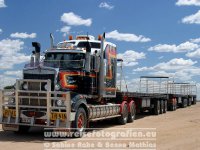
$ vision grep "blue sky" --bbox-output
[1,0,200,97]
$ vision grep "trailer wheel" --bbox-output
[163,100,167,113]
[174,99,177,110]
[160,100,164,114]
[14,125,30,134]
[154,100,160,115]
[127,102,136,123]
[182,99,187,108]
[118,103,128,125]
[72,107,87,138]
[193,98,197,105]
[188,98,191,106]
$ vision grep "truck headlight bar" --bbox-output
[56,99,64,106]
[22,82,28,90]
[55,84,61,91]
[8,98,15,105]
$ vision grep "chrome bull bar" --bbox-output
[0,79,75,128]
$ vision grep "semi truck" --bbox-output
[0,33,197,135]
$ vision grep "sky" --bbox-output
[0,0,200,98]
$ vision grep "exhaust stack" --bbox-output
[32,42,41,65]
[50,33,54,48]
[98,33,105,100]
[85,41,91,72]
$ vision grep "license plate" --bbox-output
[3,109,16,118]
[50,112,66,121]
[21,118,31,123]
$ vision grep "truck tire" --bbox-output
[127,102,136,123]
[193,98,197,105]
[174,100,177,110]
[14,125,30,134]
[154,100,160,115]
[118,103,128,125]
[182,99,187,108]
[72,107,87,138]
[188,98,191,106]
[169,103,173,111]
[163,100,167,113]
[160,100,164,114]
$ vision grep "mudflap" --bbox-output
[2,124,19,132]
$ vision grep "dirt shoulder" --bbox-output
[0,102,199,150]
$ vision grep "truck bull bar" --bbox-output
[0,79,75,128]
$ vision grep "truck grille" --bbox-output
[24,73,55,90]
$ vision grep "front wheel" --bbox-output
[72,107,87,138]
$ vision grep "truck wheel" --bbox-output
[194,98,197,105]
[72,107,87,138]
[154,100,160,115]
[184,99,187,107]
[174,100,177,110]
[14,125,30,134]
[127,102,136,123]
[163,100,167,113]
[182,99,187,108]
[169,104,173,111]
[160,100,164,114]
[188,99,191,106]
[118,103,128,125]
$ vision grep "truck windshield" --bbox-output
[43,52,85,69]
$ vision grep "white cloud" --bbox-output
[106,30,151,42]
[186,48,200,57]
[61,12,92,26]
[190,37,200,43]
[0,0,6,8]
[99,2,114,10]
[60,26,71,33]
[10,32,36,39]
[0,75,16,89]
[148,41,198,53]
[0,54,30,69]
[0,39,29,69]
[134,58,197,71]
[149,70,193,81]
[149,71,175,77]
[0,39,24,55]
[138,63,200,82]
[4,70,22,78]
[117,50,146,67]
[117,78,140,92]
[176,0,200,6]
[182,10,200,24]
[0,28,2,34]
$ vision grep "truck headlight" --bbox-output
[44,84,48,91]
[8,98,15,105]
[22,83,28,90]
[56,99,63,106]
[55,84,60,91]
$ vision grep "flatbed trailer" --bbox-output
[118,91,168,115]
[167,82,197,111]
